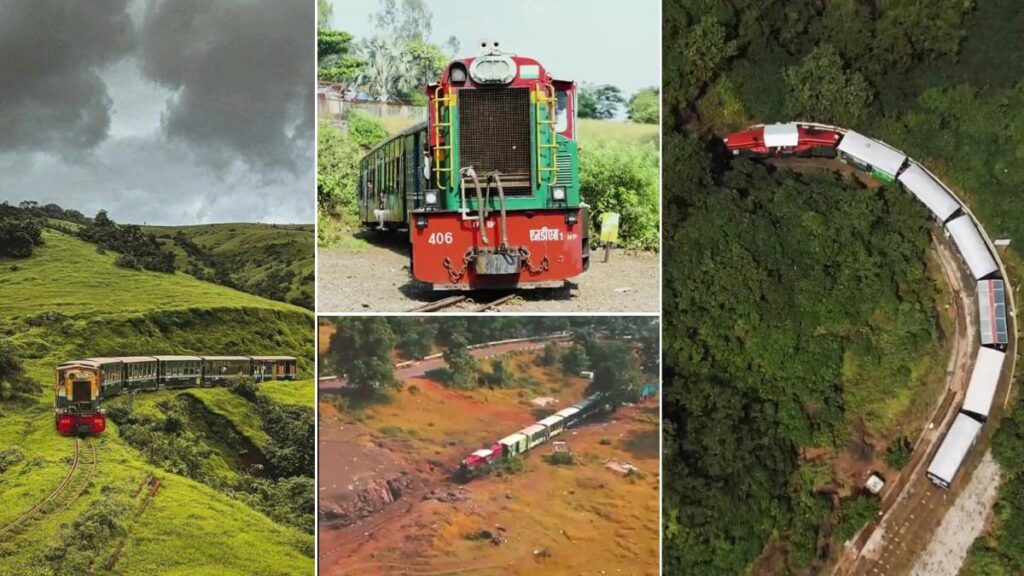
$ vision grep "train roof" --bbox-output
[927,413,982,486]
[249,355,297,361]
[897,163,961,222]
[978,280,1009,346]
[520,424,546,436]
[945,215,999,280]
[471,448,493,458]
[554,406,580,418]
[538,414,564,427]
[58,359,102,368]
[363,121,427,157]
[85,356,157,363]
[498,432,526,446]
[763,123,799,148]
[151,355,203,361]
[837,131,907,178]
[961,347,1006,420]
[201,356,251,361]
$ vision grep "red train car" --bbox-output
[458,443,503,474]
[724,123,842,158]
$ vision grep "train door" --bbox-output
[553,79,576,140]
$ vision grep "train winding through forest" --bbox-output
[54,355,298,435]
[723,122,1016,492]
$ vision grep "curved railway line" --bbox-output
[0,438,98,537]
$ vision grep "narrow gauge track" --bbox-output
[0,438,97,537]
[406,293,518,313]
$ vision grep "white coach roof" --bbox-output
[554,406,580,419]
[962,347,1006,420]
[538,414,564,428]
[946,215,999,280]
[837,131,907,178]
[764,123,799,148]
[498,433,526,446]
[898,163,961,222]
[927,413,982,488]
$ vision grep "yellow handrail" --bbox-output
[432,86,455,189]
[534,84,558,187]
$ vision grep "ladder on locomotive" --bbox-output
[432,86,455,189]
[534,84,558,187]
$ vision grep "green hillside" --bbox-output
[143,223,314,311]
[0,229,314,575]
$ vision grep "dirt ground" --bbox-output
[316,233,659,313]
[317,350,660,575]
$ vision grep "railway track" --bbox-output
[0,438,97,537]
[406,293,518,313]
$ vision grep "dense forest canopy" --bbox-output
[662,0,1024,572]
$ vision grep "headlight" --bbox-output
[425,191,438,205]
[552,186,566,201]
[450,64,467,83]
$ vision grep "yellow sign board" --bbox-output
[599,212,620,244]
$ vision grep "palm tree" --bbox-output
[356,36,409,104]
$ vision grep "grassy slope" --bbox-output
[143,222,314,310]
[0,230,313,575]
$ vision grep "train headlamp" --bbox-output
[469,55,516,84]
[425,191,438,206]
[449,63,467,83]
[565,212,578,225]
[552,186,566,201]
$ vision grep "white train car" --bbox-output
[927,413,983,490]
[961,347,1006,421]
[521,423,549,450]
[945,215,999,280]
[897,162,962,223]
[836,130,907,182]
[554,406,581,428]
[498,432,529,457]
[538,413,566,438]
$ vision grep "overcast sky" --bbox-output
[0,0,314,225]
[328,0,660,101]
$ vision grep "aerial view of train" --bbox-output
[54,355,298,436]
[357,40,588,290]
[458,394,605,477]
[723,122,1012,490]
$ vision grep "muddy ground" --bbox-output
[316,232,659,313]
[317,350,660,575]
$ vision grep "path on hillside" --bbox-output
[316,237,658,313]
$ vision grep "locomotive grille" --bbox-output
[458,88,532,196]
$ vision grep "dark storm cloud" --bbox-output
[0,0,134,156]
[137,0,315,176]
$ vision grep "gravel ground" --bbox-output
[316,234,659,313]
[909,451,1001,576]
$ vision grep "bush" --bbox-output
[346,109,387,148]
[579,140,659,250]
[835,494,879,543]
[885,437,913,470]
[0,343,37,401]
[317,124,363,228]
[229,377,259,402]
[0,447,25,473]
[0,214,44,258]
[544,451,575,466]
[43,490,133,576]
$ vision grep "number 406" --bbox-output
[427,232,453,245]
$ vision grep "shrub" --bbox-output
[544,451,575,466]
[0,447,25,473]
[885,436,913,470]
[43,490,133,576]
[0,215,44,258]
[346,110,388,148]
[579,139,659,250]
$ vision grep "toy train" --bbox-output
[357,40,588,290]
[54,355,297,436]
[724,123,1010,490]
[458,394,605,477]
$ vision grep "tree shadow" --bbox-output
[620,427,659,461]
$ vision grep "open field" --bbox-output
[0,230,314,575]
[318,347,659,575]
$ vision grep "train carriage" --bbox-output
[358,41,588,290]
[537,413,565,438]
[498,431,529,457]
[553,406,581,428]
[155,355,203,389]
[201,356,252,386]
[120,356,159,392]
[927,413,983,489]
[250,355,298,382]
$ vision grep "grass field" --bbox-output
[0,229,314,575]
[577,118,658,145]
[144,222,314,310]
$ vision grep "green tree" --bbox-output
[578,83,626,119]
[539,342,559,367]
[391,317,436,360]
[317,0,333,29]
[327,318,397,394]
[628,87,659,124]
[783,44,873,126]
[560,344,589,376]
[356,35,410,102]
[586,342,642,408]
[0,214,44,258]
[318,29,366,83]
[442,334,476,389]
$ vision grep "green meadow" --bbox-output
[0,228,314,575]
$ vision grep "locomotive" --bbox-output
[457,394,605,478]
[54,355,297,436]
[358,40,588,290]
[723,122,1011,490]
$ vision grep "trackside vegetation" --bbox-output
[665,1,1024,573]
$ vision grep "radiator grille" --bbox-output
[458,88,532,196]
